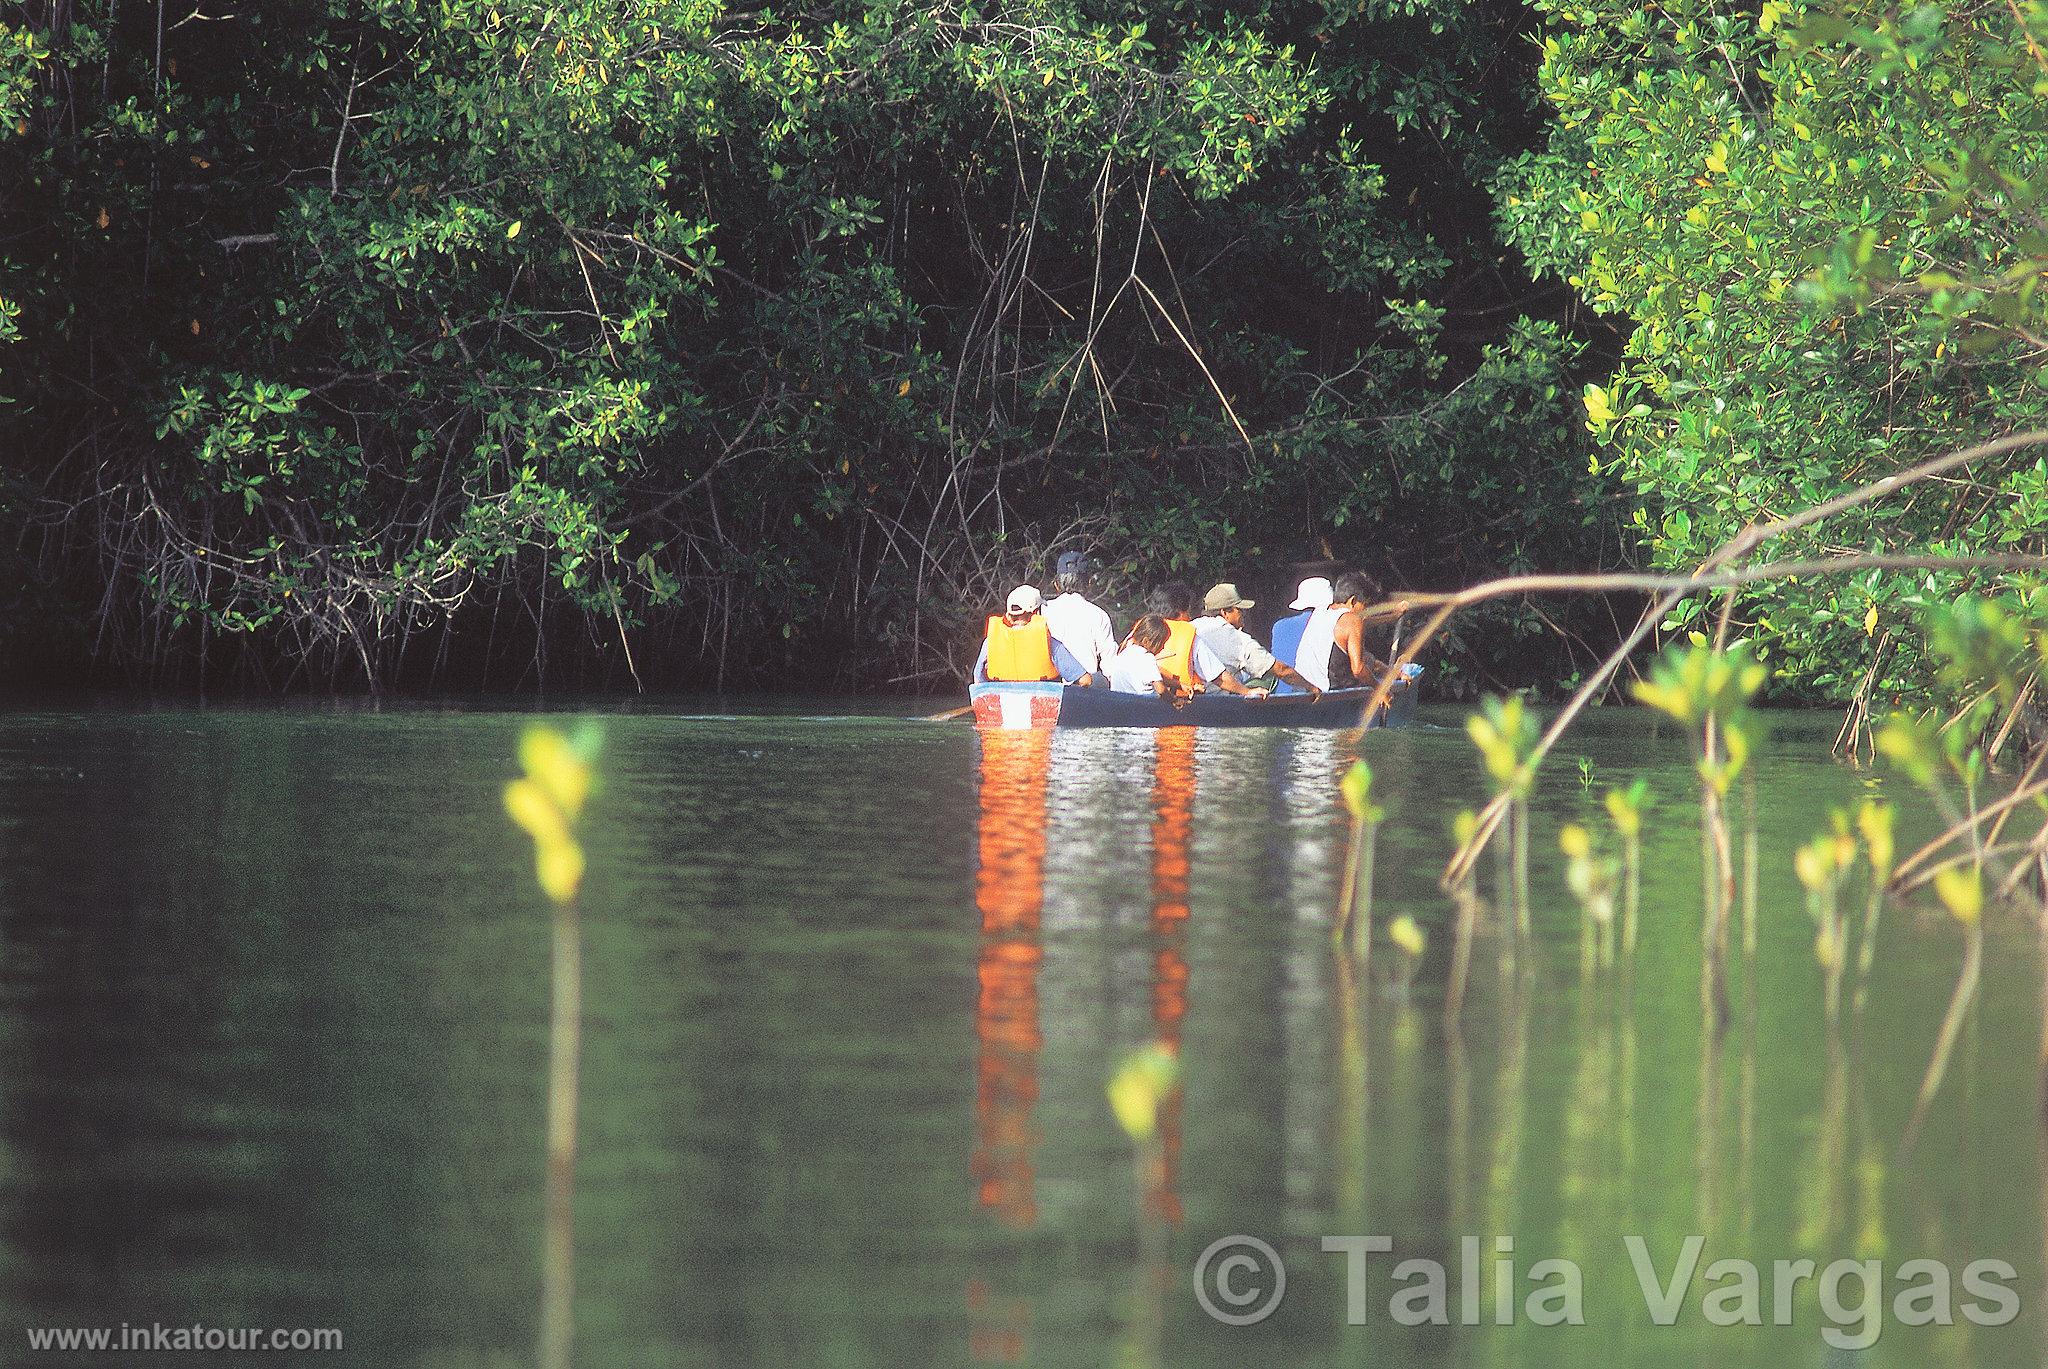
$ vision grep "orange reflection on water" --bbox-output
[970,729,1051,1232]
[1147,729,1196,1227]
[965,1275,1032,1365]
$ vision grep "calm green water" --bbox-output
[0,702,2042,1366]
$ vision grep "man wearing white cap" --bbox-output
[1269,576,1333,696]
[1191,583,1321,699]
[973,585,1062,682]
[1042,551,1118,688]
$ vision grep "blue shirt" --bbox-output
[1269,610,1312,695]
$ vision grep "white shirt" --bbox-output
[1191,616,1277,682]
[1107,642,1166,695]
[1294,605,1344,690]
[1043,592,1118,675]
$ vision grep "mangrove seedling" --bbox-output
[1386,915,1427,999]
[1926,595,2038,767]
[1853,799,1897,1012]
[1336,759,1386,961]
[1559,824,1619,972]
[505,724,598,906]
[503,722,602,1369]
[1631,641,1767,954]
[1445,808,1482,1023]
[1796,816,1857,1024]
[1880,710,2007,887]
[1107,1043,1183,1226]
[1467,695,1541,936]
[1603,780,1650,959]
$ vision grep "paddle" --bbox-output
[923,704,975,722]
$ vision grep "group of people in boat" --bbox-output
[975,552,1410,700]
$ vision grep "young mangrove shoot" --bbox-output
[1336,759,1387,961]
[1559,823,1619,974]
[1445,809,1482,1024]
[1796,816,1857,1025]
[503,722,602,1369]
[1633,640,1766,1025]
[1603,780,1649,961]
[1107,1043,1183,1233]
[1387,914,1428,1000]
[1466,695,1540,937]
[1854,799,1897,1013]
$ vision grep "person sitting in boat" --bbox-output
[1269,575,1333,696]
[1320,572,1406,690]
[1192,583,1322,700]
[1108,614,1176,696]
[1146,581,1224,696]
[974,585,1062,683]
[1043,551,1117,689]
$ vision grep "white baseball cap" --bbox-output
[1290,576,1335,611]
[1006,585,1044,614]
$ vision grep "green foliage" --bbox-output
[1466,692,1540,795]
[0,0,1611,690]
[1924,590,2040,712]
[1106,1041,1180,1142]
[504,721,602,904]
[1632,639,1765,796]
[1933,863,1983,925]
[1603,776,1649,838]
[1881,591,2048,776]
[0,16,46,349]
[1340,757,1385,824]
[1631,640,1767,727]
[1558,821,1618,923]
[1796,811,1856,1002]
[1500,0,2048,700]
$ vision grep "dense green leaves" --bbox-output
[1500,0,2048,699]
[1,0,1608,690]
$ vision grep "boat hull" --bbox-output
[967,680,1420,730]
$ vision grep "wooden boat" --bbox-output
[968,678,1420,730]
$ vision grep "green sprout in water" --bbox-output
[1602,779,1650,960]
[1632,641,1766,985]
[1386,915,1427,999]
[1107,1043,1182,1144]
[1445,808,1483,1023]
[1927,596,2037,764]
[1336,760,1386,961]
[503,722,602,1369]
[1852,799,1896,1013]
[1466,695,1540,936]
[505,725,600,905]
[1560,823,1619,974]
[1795,814,1858,1024]
[1107,1043,1183,1230]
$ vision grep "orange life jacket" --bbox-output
[985,615,1059,682]
[1158,619,1198,691]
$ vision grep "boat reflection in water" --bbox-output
[967,729,1050,1364]
[1145,729,1194,1227]
[964,724,1370,1364]
[971,729,1051,1231]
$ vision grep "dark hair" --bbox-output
[1334,572,1382,605]
[1147,581,1193,618]
[1131,613,1170,654]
